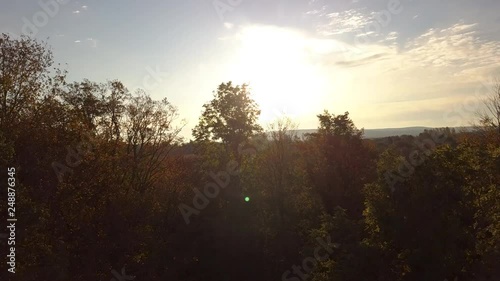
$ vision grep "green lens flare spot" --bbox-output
[244,197,250,202]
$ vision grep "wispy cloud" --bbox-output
[404,21,499,77]
[72,10,80,14]
[334,53,388,67]
[385,31,398,41]
[73,38,98,48]
[316,9,373,36]
[304,5,327,16]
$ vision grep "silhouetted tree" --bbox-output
[193,81,262,159]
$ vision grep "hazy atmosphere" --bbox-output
[2,0,500,137]
[0,1,499,281]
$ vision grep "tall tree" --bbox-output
[303,111,376,217]
[123,90,183,192]
[192,81,262,158]
[0,33,53,132]
[479,78,500,134]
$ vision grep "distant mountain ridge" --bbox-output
[291,127,455,139]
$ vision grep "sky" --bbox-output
[1,0,500,139]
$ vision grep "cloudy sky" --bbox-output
[1,0,500,138]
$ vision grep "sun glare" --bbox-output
[230,26,328,123]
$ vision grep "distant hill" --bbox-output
[291,127,457,139]
[362,127,433,139]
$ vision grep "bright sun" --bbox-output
[229,25,329,123]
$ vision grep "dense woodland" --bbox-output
[0,34,499,281]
